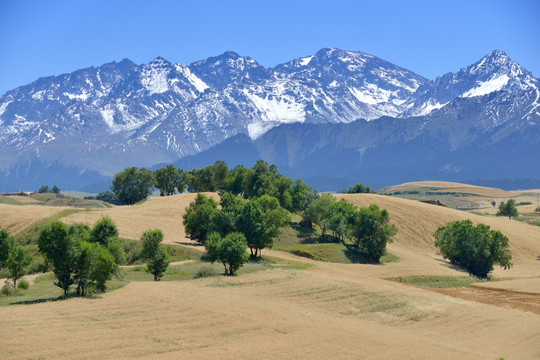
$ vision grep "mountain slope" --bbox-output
[0,48,538,191]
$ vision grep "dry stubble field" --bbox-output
[1,189,539,359]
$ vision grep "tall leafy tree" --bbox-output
[303,193,335,235]
[183,193,219,244]
[205,232,249,276]
[6,247,32,288]
[223,165,249,195]
[496,199,518,219]
[435,220,512,278]
[38,222,77,296]
[90,216,119,245]
[236,195,290,257]
[111,167,155,205]
[351,204,397,262]
[140,229,170,281]
[154,164,185,196]
[0,228,14,268]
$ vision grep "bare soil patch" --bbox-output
[431,286,540,315]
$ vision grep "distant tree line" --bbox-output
[38,185,61,194]
[110,160,317,210]
[342,183,373,194]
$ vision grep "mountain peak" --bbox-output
[148,56,171,67]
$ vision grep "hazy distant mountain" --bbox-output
[0,48,538,191]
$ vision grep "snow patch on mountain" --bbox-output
[299,56,313,66]
[242,89,305,124]
[461,75,510,98]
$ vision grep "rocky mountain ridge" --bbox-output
[0,48,538,191]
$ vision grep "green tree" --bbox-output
[351,204,397,262]
[111,167,155,205]
[303,193,335,235]
[154,164,185,196]
[92,245,118,292]
[51,185,61,194]
[290,179,317,212]
[38,185,50,193]
[223,165,249,195]
[327,199,358,241]
[209,160,229,192]
[236,195,291,257]
[140,229,170,281]
[90,216,119,245]
[205,232,249,276]
[6,247,32,288]
[496,199,518,219]
[434,220,512,278]
[0,228,14,267]
[38,222,76,296]
[73,241,98,296]
[88,217,125,264]
[183,193,219,244]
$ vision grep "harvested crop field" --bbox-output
[0,204,71,237]
[62,192,220,244]
[1,189,539,359]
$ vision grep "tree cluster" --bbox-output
[110,160,317,211]
[342,183,372,194]
[0,228,32,288]
[184,193,291,259]
[302,194,397,262]
[38,185,61,194]
[37,217,124,296]
[434,220,512,278]
[84,191,120,205]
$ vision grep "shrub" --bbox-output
[193,266,218,279]
[1,284,15,296]
[17,279,29,290]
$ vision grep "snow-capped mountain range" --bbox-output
[0,48,538,190]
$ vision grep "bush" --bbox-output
[193,266,218,279]
[17,279,29,290]
[1,284,15,296]
[434,220,513,278]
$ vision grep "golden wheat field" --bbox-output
[1,188,539,359]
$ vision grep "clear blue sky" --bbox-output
[1,0,539,96]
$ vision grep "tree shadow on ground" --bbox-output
[289,223,337,245]
[175,241,204,247]
[342,243,379,264]
[434,258,469,274]
[11,294,101,306]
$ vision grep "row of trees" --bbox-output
[38,185,61,194]
[110,160,319,210]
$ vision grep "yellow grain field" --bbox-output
[1,190,539,359]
